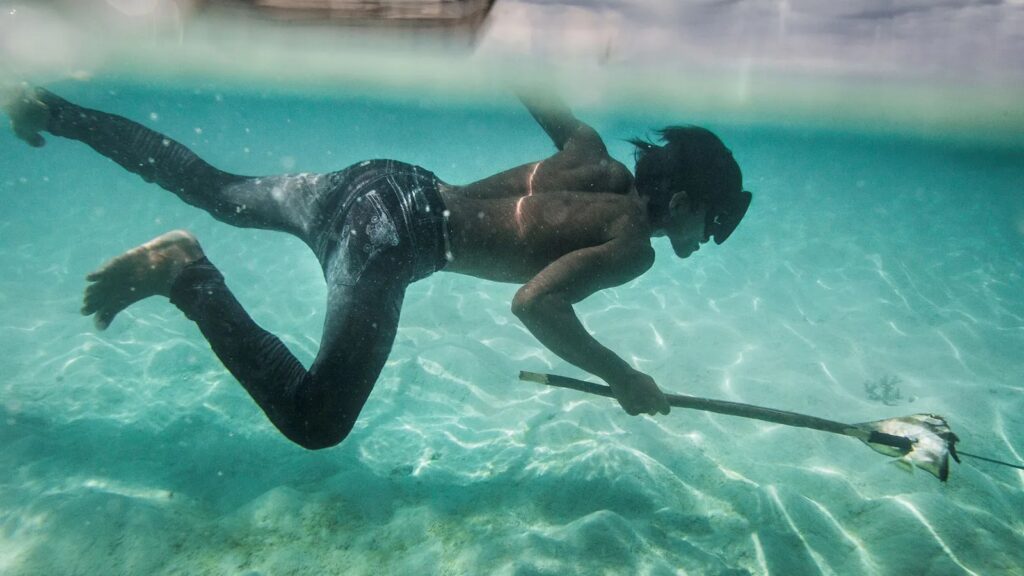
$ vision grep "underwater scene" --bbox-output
[1,1,1023,575]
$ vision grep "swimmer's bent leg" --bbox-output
[169,255,405,450]
[38,89,325,241]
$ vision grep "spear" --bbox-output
[520,371,1024,482]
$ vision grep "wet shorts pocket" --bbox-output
[332,189,403,286]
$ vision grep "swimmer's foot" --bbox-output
[2,84,50,148]
[82,230,205,330]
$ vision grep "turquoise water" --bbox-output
[1,79,1023,575]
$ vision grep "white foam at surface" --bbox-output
[2,1,1024,150]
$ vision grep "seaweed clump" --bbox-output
[864,374,914,406]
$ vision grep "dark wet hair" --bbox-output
[630,126,742,218]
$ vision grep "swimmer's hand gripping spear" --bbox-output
[519,371,1024,482]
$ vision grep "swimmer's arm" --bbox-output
[516,89,607,155]
[511,238,670,416]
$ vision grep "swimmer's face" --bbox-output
[664,193,708,259]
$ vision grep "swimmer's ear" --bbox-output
[668,191,689,215]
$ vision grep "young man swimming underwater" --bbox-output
[3,86,751,449]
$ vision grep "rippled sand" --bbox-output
[1,84,1022,575]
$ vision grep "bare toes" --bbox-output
[93,309,115,331]
[80,231,204,331]
[82,273,113,313]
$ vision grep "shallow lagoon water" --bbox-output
[1,77,1023,575]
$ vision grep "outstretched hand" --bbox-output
[608,369,671,416]
[2,84,49,147]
